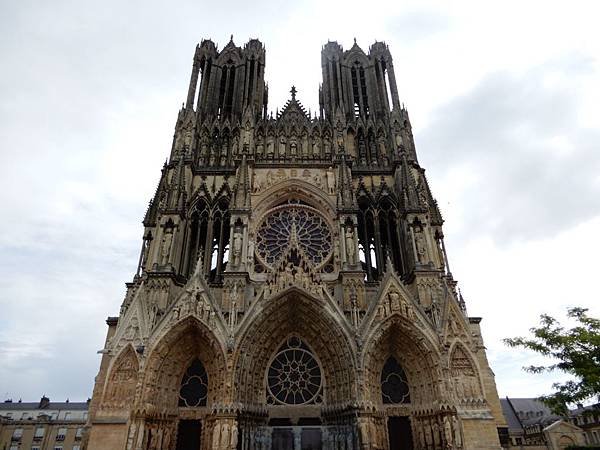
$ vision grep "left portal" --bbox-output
[175,420,202,450]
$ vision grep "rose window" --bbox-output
[255,204,332,270]
[267,336,323,405]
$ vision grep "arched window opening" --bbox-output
[331,61,340,108]
[351,62,369,117]
[357,195,402,280]
[224,64,236,118]
[217,67,228,119]
[359,66,369,117]
[381,60,394,113]
[266,336,323,406]
[179,358,208,407]
[381,357,410,404]
[186,197,230,283]
[246,57,256,106]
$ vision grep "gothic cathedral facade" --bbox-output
[86,38,507,450]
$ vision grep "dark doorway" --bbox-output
[388,416,413,450]
[272,428,294,450]
[175,420,201,450]
[301,428,322,450]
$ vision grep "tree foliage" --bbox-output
[504,307,600,415]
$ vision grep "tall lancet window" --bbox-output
[381,357,410,404]
[179,358,209,407]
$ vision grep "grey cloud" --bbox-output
[418,54,600,244]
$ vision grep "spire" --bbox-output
[143,163,168,226]
[336,154,355,209]
[168,152,187,211]
[233,154,251,208]
[396,150,421,211]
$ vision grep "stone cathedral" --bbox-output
[86,38,507,450]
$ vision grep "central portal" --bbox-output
[175,420,201,450]
[388,416,413,450]
[271,427,322,450]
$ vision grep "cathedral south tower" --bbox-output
[86,37,507,450]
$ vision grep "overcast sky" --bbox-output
[1,0,599,404]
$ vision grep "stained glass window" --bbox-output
[381,356,410,404]
[179,358,208,407]
[256,205,332,270]
[267,336,322,405]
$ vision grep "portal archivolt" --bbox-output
[141,317,227,409]
[233,290,356,406]
[363,315,442,406]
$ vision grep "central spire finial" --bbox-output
[290,85,297,100]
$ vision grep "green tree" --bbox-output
[504,307,600,415]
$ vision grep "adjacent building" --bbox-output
[0,397,88,450]
[500,397,598,449]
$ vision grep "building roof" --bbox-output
[570,402,600,416]
[0,398,88,411]
[501,397,562,430]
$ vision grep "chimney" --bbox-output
[39,395,50,409]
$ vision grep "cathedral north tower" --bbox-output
[86,37,506,450]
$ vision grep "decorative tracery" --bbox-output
[256,204,332,271]
[381,356,410,404]
[179,358,209,407]
[357,191,404,280]
[266,336,323,405]
[185,195,230,283]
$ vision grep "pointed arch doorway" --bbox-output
[382,356,413,450]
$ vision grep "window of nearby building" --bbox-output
[56,428,67,441]
[6,412,13,419]
[9,445,18,450]
[21,412,29,419]
[64,412,71,420]
[73,446,81,450]
[34,426,45,440]
[50,412,58,420]
[82,412,88,420]
[12,428,23,440]
[75,427,83,439]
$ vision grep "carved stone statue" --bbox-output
[220,422,230,450]
[414,230,428,264]
[212,424,220,450]
[443,415,453,448]
[345,228,356,264]
[230,422,238,450]
[232,231,243,266]
[358,420,370,447]
[267,137,274,156]
[312,139,320,156]
[326,167,335,194]
[290,138,297,156]
[160,229,173,265]
[395,133,403,148]
[389,290,401,312]
[279,136,286,155]
[452,416,462,447]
